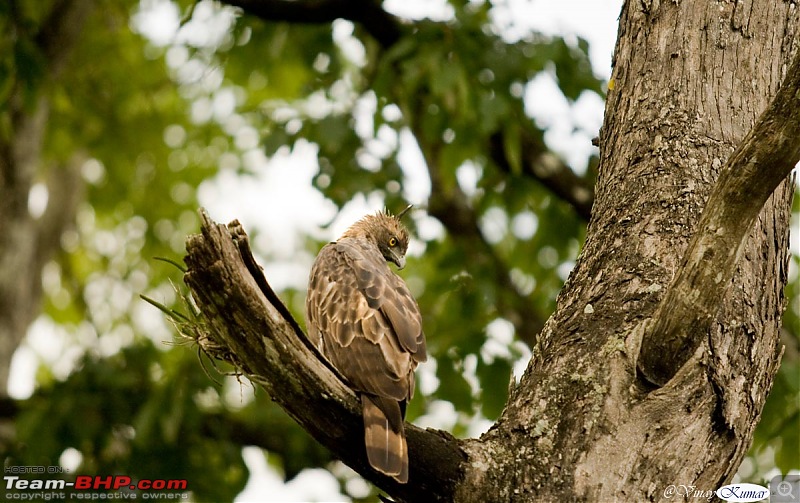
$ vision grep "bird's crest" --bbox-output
[340,206,412,244]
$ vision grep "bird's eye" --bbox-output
[388,237,398,247]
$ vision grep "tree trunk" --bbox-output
[465,1,796,500]
[183,0,798,501]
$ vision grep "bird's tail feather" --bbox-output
[362,395,408,483]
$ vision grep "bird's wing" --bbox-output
[338,240,427,363]
[306,242,417,400]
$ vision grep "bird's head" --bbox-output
[341,205,412,269]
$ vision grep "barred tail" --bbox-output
[361,394,408,483]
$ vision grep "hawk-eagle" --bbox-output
[305,208,427,483]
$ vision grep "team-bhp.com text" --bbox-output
[5,475,188,500]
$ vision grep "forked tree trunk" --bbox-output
[459,1,796,500]
[184,0,798,501]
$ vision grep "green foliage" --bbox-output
[746,252,800,480]
[12,342,249,502]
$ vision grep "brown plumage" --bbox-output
[305,209,426,483]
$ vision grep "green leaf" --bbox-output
[502,123,523,175]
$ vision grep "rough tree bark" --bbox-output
[472,0,798,499]
[183,0,798,501]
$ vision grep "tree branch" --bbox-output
[426,165,546,347]
[200,410,335,479]
[490,130,594,221]
[0,392,333,480]
[35,0,95,78]
[183,210,466,502]
[410,116,546,346]
[637,48,800,387]
[220,0,403,48]
[225,0,596,221]
[35,155,86,278]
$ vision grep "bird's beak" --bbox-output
[392,253,406,270]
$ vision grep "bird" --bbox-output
[305,206,427,483]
